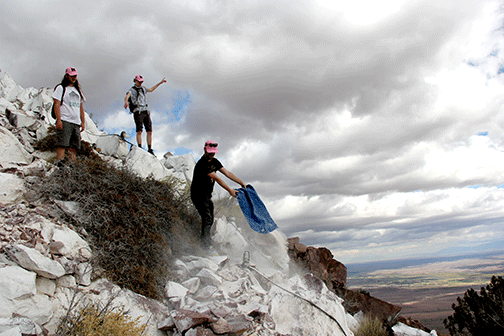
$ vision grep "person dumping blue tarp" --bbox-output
[236,185,278,234]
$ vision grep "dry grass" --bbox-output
[353,315,389,336]
[57,297,147,336]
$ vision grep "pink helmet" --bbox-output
[204,140,218,153]
[134,74,144,82]
[65,67,78,76]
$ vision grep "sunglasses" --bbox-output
[206,143,218,148]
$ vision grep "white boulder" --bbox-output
[166,281,189,298]
[4,244,65,279]
[0,126,33,166]
[124,146,171,180]
[161,153,196,185]
[0,317,43,336]
[95,134,129,159]
[0,265,36,301]
[51,227,90,260]
[0,173,25,204]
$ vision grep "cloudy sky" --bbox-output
[2,0,504,264]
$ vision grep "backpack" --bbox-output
[51,84,66,119]
[128,86,144,113]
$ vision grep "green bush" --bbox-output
[354,315,389,336]
[40,157,202,299]
[444,276,504,336]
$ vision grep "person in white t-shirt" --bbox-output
[51,67,86,163]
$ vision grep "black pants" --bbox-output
[191,195,214,247]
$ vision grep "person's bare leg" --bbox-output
[56,147,66,160]
[67,148,77,161]
[136,131,142,148]
[147,132,152,147]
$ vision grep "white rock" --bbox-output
[186,257,220,273]
[10,294,53,326]
[0,326,22,336]
[55,275,77,288]
[0,317,43,336]
[21,159,50,177]
[221,278,250,298]
[35,122,48,142]
[207,255,228,267]
[0,265,36,300]
[161,153,196,185]
[169,296,186,310]
[346,313,359,333]
[0,173,25,205]
[75,263,92,286]
[165,281,188,298]
[0,126,33,166]
[51,227,90,259]
[6,109,37,129]
[196,268,223,286]
[55,256,76,275]
[0,98,16,116]
[181,278,200,294]
[27,87,53,116]
[14,128,35,152]
[393,322,437,336]
[124,146,171,180]
[95,134,129,159]
[36,277,56,296]
[88,278,170,336]
[80,112,105,145]
[31,150,56,163]
[0,73,23,102]
[194,285,218,301]
[53,200,80,216]
[173,259,190,278]
[265,276,352,336]
[4,244,65,279]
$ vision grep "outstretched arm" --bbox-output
[219,167,246,188]
[147,77,167,92]
[124,92,131,109]
[208,170,243,197]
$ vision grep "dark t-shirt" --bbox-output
[190,156,223,199]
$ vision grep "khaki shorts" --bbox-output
[57,120,81,149]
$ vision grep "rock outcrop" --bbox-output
[287,237,403,324]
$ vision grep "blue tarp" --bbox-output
[236,185,278,234]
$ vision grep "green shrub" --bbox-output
[444,275,504,336]
[354,315,388,336]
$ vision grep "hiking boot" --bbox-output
[148,149,155,155]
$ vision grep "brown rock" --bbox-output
[172,309,216,333]
[336,288,402,323]
[210,317,231,334]
[287,238,347,289]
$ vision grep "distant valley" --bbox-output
[346,251,504,334]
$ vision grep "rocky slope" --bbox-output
[0,70,437,336]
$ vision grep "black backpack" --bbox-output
[51,84,66,119]
[128,86,144,113]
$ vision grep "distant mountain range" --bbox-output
[347,247,504,275]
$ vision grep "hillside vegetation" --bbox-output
[40,154,203,299]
